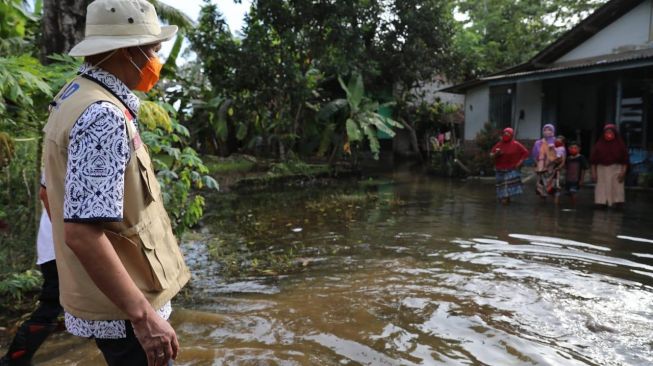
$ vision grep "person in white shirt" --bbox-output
[1,187,62,366]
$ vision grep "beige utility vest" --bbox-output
[43,76,190,320]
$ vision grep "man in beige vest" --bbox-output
[41,1,190,365]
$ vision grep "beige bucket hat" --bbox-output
[69,0,178,57]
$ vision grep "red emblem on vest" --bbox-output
[124,109,143,151]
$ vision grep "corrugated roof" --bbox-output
[483,47,653,83]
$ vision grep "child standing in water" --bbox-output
[564,141,589,205]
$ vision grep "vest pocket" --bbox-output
[137,216,171,291]
[105,228,165,292]
[135,149,162,204]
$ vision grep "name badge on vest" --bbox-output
[49,82,80,112]
[125,109,143,151]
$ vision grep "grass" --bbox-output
[154,154,258,175]
[202,154,257,175]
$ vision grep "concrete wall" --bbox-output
[513,81,542,140]
[463,85,489,140]
[410,77,465,106]
[557,0,652,63]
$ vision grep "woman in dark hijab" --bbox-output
[590,124,629,207]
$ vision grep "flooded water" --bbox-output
[22,170,653,365]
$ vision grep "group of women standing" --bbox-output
[491,123,629,207]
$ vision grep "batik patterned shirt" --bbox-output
[62,63,170,339]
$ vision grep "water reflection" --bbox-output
[20,173,653,365]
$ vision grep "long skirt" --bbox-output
[595,164,625,206]
[496,169,523,199]
[536,166,560,197]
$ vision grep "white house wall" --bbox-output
[514,81,542,140]
[410,78,465,106]
[557,0,652,63]
[464,85,489,140]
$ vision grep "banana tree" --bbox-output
[317,72,402,163]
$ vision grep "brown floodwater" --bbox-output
[21,169,653,365]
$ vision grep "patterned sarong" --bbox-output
[496,169,523,199]
[536,165,561,197]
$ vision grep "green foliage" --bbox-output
[0,0,33,50]
[0,53,79,136]
[318,73,402,160]
[139,100,173,132]
[465,121,501,176]
[147,0,194,32]
[400,100,462,140]
[0,269,41,304]
[146,0,194,78]
[376,0,457,94]
[187,0,455,159]
[269,160,329,177]
[0,131,15,167]
[475,121,501,151]
[0,53,80,273]
[203,154,257,175]
[451,0,607,79]
[139,101,219,237]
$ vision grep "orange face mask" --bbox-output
[130,47,162,93]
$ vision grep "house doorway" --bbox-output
[489,84,515,129]
[544,74,615,157]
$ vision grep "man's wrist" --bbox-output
[127,297,152,324]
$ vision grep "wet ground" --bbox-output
[16,169,653,365]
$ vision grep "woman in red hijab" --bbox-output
[490,127,529,204]
[590,124,629,207]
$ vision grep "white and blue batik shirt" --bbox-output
[61,63,171,339]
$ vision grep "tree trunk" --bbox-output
[399,118,424,162]
[40,0,92,64]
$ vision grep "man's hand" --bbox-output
[65,222,176,365]
[132,309,179,366]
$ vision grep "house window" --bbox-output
[618,80,651,150]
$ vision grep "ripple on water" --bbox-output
[509,233,611,252]
[435,234,653,365]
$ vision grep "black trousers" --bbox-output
[1,260,172,366]
[1,260,63,366]
[95,322,173,366]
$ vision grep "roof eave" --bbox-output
[530,0,645,65]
